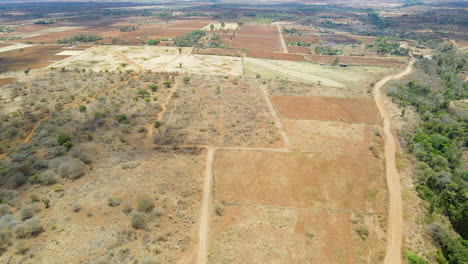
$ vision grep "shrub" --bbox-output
[154,121,162,129]
[131,212,147,230]
[215,204,224,216]
[137,195,155,213]
[0,205,10,217]
[122,204,133,214]
[0,190,19,204]
[57,159,85,179]
[71,149,92,164]
[13,218,42,238]
[183,77,190,84]
[115,114,129,124]
[163,81,171,88]
[0,214,18,229]
[72,204,81,212]
[404,250,430,264]
[11,172,26,187]
[56,134,73,151]
[355,226,369,241]
[78,105,87,113]
[108,197,121,207]
[148,84,158,92]
[0,230,11,252]
[19,205,34,220]
[32,170,58,185]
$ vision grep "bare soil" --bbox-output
[271,95,382,124]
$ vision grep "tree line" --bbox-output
[388,43,467,264]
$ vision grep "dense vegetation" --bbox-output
[368,37,410,56]
[315,45,342,55]
[57,34,103,44]
[388,43,467,264]
[119,26,137,32]
[173,30,206,47]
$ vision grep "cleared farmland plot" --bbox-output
[244,57,394,88]
[210,150,388,264]
[52,46,243,75]
[271,96,381,124]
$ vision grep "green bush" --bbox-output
[148,84,158,92]
[404,251,429,264]
[56,134,73,151]
[115,114,129,124]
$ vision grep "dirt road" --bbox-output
[277,24,288,53]
[374,57,415,264]
[197,147,215,264]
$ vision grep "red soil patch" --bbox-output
[0,45,87,72]
[305,54,406,67]
[0,43,11,48]
[287,46,311,54]
[214,150,383,211]
[0,78,16,86]
[271,96,381,124]
[247,50,305,61]
[229,24,282,53]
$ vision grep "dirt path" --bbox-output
[277,24,288,53]
[197,146,215,264]
[111,50,146,72]
[146,80,179,145]
[374,57,415,264]
[260,85,290,148]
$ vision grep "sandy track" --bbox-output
[260,85,290,148]
[197,146,215,264]
[374,57,415,264]
[277,24,288,53]
[111,49,146,72]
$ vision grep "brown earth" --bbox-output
[283,119,383,155]
[0,78,16,86]
[229,24,283,53]
[0,45,87,72]
[209,150,388,264]
[271,95,382,124]
[287,46,311,54]
[214,150,384,212]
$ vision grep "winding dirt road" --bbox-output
[374,57,415,264]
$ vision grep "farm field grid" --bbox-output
[0,1,466,264]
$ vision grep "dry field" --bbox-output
[271,96,381,124]
[0,45,88,73]
[244,57,396,88]
[51,46,243,76]
[210,150,388,264]
[304,54,406,68]
[229,24,283,53]
[0,29,404,264]
[158,75,281,147]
